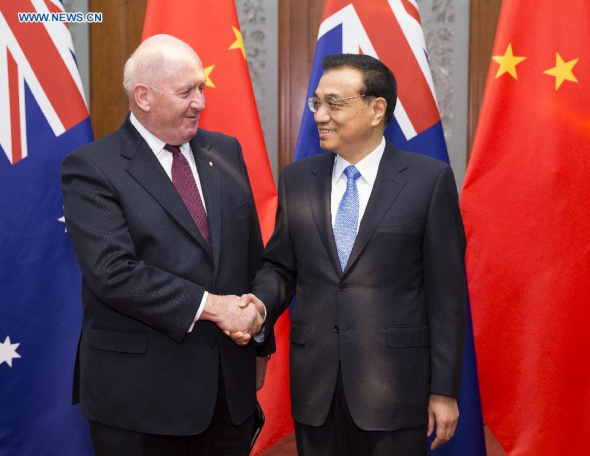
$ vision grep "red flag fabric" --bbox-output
[461,1,590,454]
[143,2,292,454]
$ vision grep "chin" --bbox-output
[318,140,335,151]
[182,127,199,142]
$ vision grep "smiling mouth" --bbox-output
[318,129,335,135]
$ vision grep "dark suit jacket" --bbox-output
[252,141,466,431]
[61,117,269,436]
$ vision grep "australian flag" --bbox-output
[0,1,94,455]
[294,1,487,454]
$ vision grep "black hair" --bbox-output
[322,54,397,124]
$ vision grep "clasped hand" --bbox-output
[222,294,265,346]
[207,293,264,346]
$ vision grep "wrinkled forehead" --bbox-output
[156,52,206,87]
[161,47,203,71]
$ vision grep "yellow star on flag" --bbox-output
[204,65,216,88]
[229,26,246,59]
[492,43,526,79]
[543,53,579,90]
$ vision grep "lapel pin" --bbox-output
[209,161,213,167]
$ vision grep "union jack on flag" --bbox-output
[295,0,448,162]
[293,1,487,455]
[0,1,94,455]
[0,0,89,164]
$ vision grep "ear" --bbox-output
[133,83,152,113]
[371,97,387,127]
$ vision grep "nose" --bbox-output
[191,90,205,111]
[314,103,330,123]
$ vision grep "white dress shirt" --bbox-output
[129,113,207,330]
[331,137,386,230]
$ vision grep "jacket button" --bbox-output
[334,325,340,333]
[210,340,219,349]
[339,282,348,291]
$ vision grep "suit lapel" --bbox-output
[305,153,343,277]
[191,133,221,278]
[122,119,213,259]
[343,142,408,276]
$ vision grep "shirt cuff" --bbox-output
[252,302,267,342]
[253,325,265,343]
[188,291,208,333]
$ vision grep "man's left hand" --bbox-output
[427,394,459,450]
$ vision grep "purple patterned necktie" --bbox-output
[164,144,211,249]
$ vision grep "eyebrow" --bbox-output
[314,92,341,99]
[176,84,197,93]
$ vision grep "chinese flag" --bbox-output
[143,1,292,454]
[461,1,590,455]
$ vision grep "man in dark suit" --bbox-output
[61,34,269,455]
[240,54,466,455]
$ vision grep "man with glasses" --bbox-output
[239,54,467,455]
[61,35,270,455]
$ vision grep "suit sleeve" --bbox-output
[234,138,276,356]
[251,169,297,337]
[61,151,203,343]
[423,164,467,397]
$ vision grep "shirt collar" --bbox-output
[332,137,386,185]
[129,112,190,157]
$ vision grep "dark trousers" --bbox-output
[89,370,255,456]
[295,367,427,456]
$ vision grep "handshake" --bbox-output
[204,293,265,346]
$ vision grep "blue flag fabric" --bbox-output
[0,2,94,454]
[293,2,486,455]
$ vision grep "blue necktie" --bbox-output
[334,165,361,271]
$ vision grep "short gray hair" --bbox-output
[123,34,198,96]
